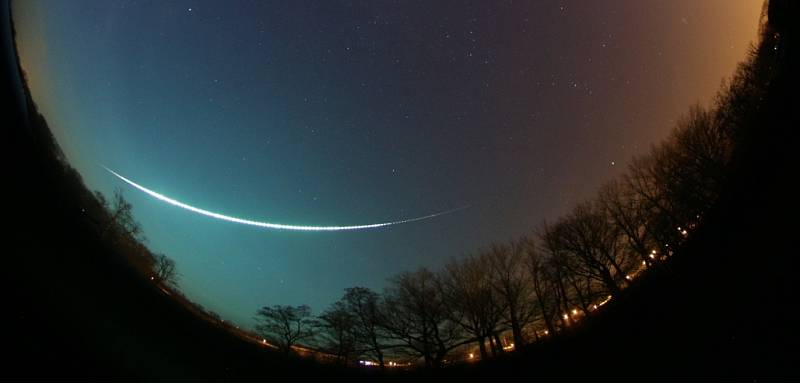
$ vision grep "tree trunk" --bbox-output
[478,336,487,359]
[606,256,628,287]
[510,316,524,348]
[555,275,571,319]
[601,268,622,296]
[535,293,557,335]
[377,349,385,370]
[493,332,504,354]
[568,276,591,314]
[423,337,433,368]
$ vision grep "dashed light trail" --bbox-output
[104,166,466,232]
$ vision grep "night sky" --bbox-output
[13,0,762,328]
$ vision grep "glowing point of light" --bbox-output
[103,166,467,232]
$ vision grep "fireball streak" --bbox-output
[103,166,465,232]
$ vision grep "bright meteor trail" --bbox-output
[104,167,466,232]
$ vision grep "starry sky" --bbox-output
[12,0,762,328]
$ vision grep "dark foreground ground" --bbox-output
[3,1,798,381]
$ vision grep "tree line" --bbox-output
[93,188,179,287]
[254,11,783,368]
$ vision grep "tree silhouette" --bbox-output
[549,203,635,297]
[254,305,317,356]
[96,188,142,242]
[152,253,178,286]
[599,179,660,266]
[317,301,358,365]
[486,240,540,349]
[441,253,503,359]
[339,287,391,368]
[524,241,559,336]
[382,268,466,367]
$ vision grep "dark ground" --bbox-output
[3,1,797,381]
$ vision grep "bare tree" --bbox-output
[152,253,178,286]
[657,104,735,249]
[486,240,539,349]
[524,239,559,336]
[340,287,391,368]
[381,268,466,368]
[599,180,661,265]
[538,223,584,329]
[669,105,732,211]
[254,305,317,356]
[543,203,633,300]
[441,254,504,360]
[623,106,731,257]
[318,301,358,365]
[625,149,685,257]
[97,188,142,242]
